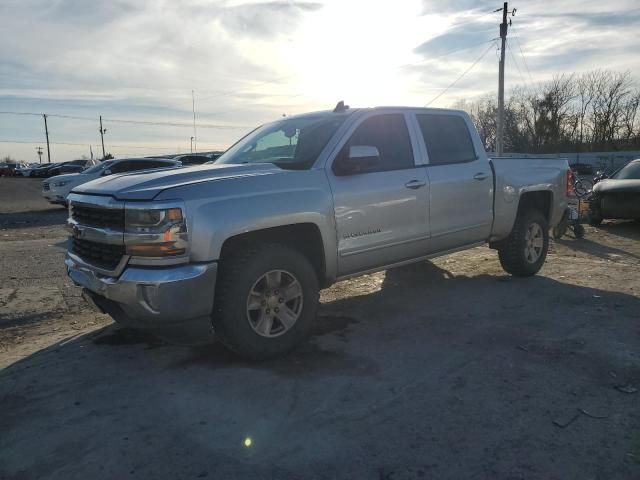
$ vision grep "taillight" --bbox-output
[566,169,573,196]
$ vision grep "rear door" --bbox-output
[413,113,493,252]
[327,112,430,276]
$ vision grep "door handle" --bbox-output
[473,173,489,181]
[405,179,426,189]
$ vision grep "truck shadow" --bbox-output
[557,234,640,261]
[3,260,638,376]
[596,220,640,241]
[2,261,640,480]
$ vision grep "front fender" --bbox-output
[156,169,337,280]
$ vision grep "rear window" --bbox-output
[178,155,209,165]
[612,161,640,180]
[416,114,476,165]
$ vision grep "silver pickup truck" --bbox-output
[66,105,570,359]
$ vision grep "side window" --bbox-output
[141,161,172,169]
[334,114,414,174]
[416,114,477,165]
[109,161,130,174]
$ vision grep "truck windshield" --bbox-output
[216,115,347,170]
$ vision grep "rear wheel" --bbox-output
[213,243,319,360]
[498,209,549,277]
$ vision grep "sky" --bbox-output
[1,0,638,162]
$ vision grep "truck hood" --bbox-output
[71,163,284,200]
[593,178,640,194]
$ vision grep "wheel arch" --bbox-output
[219,223,330,287]
[516,190,554,223]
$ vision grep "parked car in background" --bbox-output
[42,157,181,205]
[46,159,100,177]
[173,151,225,166]
[172,154,212,166]
[31,163,62,177]
[0,162,20,176]
[15,163,40,176]
[65,105,570,359]
[589,159,640,225]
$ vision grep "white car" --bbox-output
[42,158,181,205]
[16,163,39,177]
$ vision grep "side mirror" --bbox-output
[102,169,112,176]
[337,145,381,175]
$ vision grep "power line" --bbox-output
[0,139,191,150]
[506,39,528,87]
[445,8,503,31]
[102,117,248,130]
[407,38,499,68]
[425,41,497,106]
[512,34,534,85]
[0,110,248,129]
[0,111,41,117]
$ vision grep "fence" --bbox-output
[496,151,640,172]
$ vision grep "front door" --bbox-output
[327,113,430,277]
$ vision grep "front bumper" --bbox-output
[65,252,217,344]
[42,188,66,204]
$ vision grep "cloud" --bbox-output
[1,0,640,161]
[414,23,496,57]
[216,1,323,38]
[419,0,489,14]
[539,8,640,28]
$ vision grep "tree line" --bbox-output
[455,70,640,154]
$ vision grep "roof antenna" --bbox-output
[333,100,349,113]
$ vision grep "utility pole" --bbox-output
[90,145,94,160]
[35,146,43,164]
[496,2,508,157]
[190,136,194,153]
[192,90,197,154]
[99,116,107,159]
[43,114,51,163]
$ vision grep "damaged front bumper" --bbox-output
[65,251,217,344]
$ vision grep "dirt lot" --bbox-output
[1,177,639,479]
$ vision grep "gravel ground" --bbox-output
[1,177,639,480]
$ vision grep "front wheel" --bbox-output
[213,243,319,360]
[498,209,549,277]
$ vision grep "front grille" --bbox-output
[43,183,50,191]
[71,238,125,270]
[72,204,124,229]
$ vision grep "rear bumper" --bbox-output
[65,252,217,344]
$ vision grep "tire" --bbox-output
[498,209,549,277]
[574,178,593,197]
[213,243,319,360]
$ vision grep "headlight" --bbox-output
[124,206,188,257]
[53,181,69,187]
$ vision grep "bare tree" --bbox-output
[459,69,640,154]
